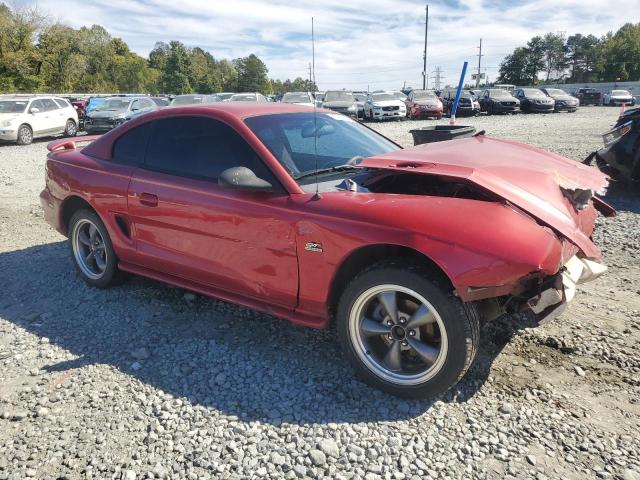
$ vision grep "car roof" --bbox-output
[141,101,329,118]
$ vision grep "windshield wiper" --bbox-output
[294,164,361,181]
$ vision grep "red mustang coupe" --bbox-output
[41,102,613,398]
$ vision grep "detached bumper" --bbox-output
[527,256,607,323]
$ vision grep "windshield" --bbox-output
[217,93,234,100]
[488,89,511,98]
[245,112,398,180]
[95,98,130,111]
[353,94,367,102]
[171,95,205,106]
[521,88,546,98]
[372,93,396,101]
[612,90,630,95]
[324,91,353,102]
[411,90,437,100]
[230,94,256,101]
[282,93,311,103]
[0,100,28,114]
[545,88,566,96]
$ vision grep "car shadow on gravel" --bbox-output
[603,181,640,214]
[0,241,535,424]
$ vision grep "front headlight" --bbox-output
[1,117,17,127]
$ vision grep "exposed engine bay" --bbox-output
[300,169,499,202]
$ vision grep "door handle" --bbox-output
[138,192,158,207]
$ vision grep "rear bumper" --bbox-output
[527,256,607,323]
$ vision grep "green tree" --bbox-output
[233,54,269,93]
[566,34,602,82]
[600,23,640,81]
[541,33,568,82]
[161,41,192,94]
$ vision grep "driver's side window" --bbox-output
[143,116,279,187]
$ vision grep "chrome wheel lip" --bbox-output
[349,284,449,386]
[71,218,107,280]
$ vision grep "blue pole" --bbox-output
[450,61,468,125]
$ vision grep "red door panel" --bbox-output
[127,168,298,308]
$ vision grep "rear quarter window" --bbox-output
[112,122,151,166]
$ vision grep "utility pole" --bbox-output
[476,38,483,88]
[309,63,313,89]
[422,4,428,89]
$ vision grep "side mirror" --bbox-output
[30,107,40,114]
[218,167,273,191]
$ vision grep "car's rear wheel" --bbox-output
[337,263,479,399]
[64,119,77,137]
[68,209,128,288]
[16,124,33,145]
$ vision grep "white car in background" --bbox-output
[363,91,407,121]
[229,92,270,102]
[603,90,635,106]
[0,96,78,145]
[281,91,315,107]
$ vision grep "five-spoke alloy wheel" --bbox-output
[337,263,479,399]
[68,209,128,288]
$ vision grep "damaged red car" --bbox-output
[40,103,614,398]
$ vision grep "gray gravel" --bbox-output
[1,106,639,479]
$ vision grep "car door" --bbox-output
[40,98,64,132]
[26,99,49,135]
[127,115,299,308]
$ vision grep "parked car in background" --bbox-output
[170,94,218,106]
[229,93,269,102]
[151,97,171,107]
[373,90,407,101]
[603,90,635,106]
[281,92,315,107]
[353,92,367,119]
[405,89,443,119]
[217,93,235,101]
[572,88,602,106]
[363,91,407,120]
[41,102,612,399]
[322,90,358,117]
[540,88,579,112]
[513,88,555,113]
[441,90,480,117]
[0,96,78,145]
[84,96,157,134]
[66,97,88,128]
[478,89,520,115]
[314,92,326,103]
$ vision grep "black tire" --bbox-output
[436,114,442,120]
[67,209,129,288]
[16,124,33,145]
[336,262,479,399]
[64,119,77,137]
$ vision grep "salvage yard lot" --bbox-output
[0,107,639,479]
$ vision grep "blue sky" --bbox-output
[19,0,638,90]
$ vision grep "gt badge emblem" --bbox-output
[305,242,323,253]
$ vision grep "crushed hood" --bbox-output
[361,135,611,258]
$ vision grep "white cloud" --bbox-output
[21,0,638,90]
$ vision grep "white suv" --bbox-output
[0,96,79,145]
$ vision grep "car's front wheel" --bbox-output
[68,209,128,288]
[337,263,479,399]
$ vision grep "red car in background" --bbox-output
[67,97,87,128]
[405,89,443,119]
[40,102,613,398]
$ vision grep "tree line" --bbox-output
[498,23,640,86]
[0,3,316,95]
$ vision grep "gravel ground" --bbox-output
[1,106,639,480]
